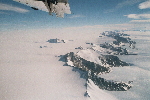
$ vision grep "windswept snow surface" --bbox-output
[0,28,150,100]
[0,28,102,100]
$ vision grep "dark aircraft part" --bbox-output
[35,0,56,4]
[31,7,39,10]
[35,0,68,4]
[57,0,68,4]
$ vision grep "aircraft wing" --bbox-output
[13,0,71,17]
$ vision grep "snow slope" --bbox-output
[0,29,87,100]
[0,28,104,100]
[0,28,150,100]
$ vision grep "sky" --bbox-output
[0,0,150,31]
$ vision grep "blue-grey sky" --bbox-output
[0,0,150,31]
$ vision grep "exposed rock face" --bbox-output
[102,31,130,37]
[47,38,66,43]
[65,52,111,75]
[100,43,128,55]
[75,46,83,50]
[89,73,132,91]
[47,38,59,43]
[59,31,136,96]
[99,31,137,55]
[101,31,136,49]
[63,51,132,91]
[99,55,129,67]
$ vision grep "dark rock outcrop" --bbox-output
[59,31,136,94]
[65,52,111,75]
[62,51,132,91]
[47,38,65,43]
[100,43,128,55]
[101,31,136,49]
[89,73,132,91]
[99,55,129,67]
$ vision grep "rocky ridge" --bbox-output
[59,31,137,97]
[100,31,137,53]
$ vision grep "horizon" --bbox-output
[0,1,150,100]
[0,0,150,32]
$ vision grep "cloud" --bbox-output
[139,0,150,9]
[105,0,144,13]
[0,3,29,13]
[63,24,145,32]
[68,15,85,18]
[124,14,150,19]
[59,23,150,33]
[124,1,150,24]
[130,19,150,23]
[125,13,150,24]
[104,23,150,31]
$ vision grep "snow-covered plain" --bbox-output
[0,28,150,100]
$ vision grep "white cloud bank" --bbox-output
[124,0,150,24]
[125,13,150,24]
[139,0,150,9]
[0,3,29,13]
[130,19,150,23]
[125,14,150,19]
